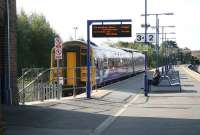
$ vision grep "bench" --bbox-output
[148,70,181,92]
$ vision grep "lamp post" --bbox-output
[141,13,174,70]
[151,26,175,43]
[143,0,148,96]
[151,26,175,72]
[161,26,175,43]
[73,27,78,40]
[6,0,12,104]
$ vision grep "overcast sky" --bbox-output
[17,0,200,50]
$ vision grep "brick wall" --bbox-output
[9,0,18,105]
[0,0,5,134]
[0,0,17,134]
[0,0,5,102]
[0,0,17,104]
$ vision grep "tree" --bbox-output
[160,40,179,65]
[16,11,32,69]
[17,11,56,75]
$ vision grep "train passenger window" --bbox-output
[108,58,114,68]
[114,58,117,67]
[94,58,98,66]
[116,58,120,67]
[112,59,114,67]
[99,59,103,69]
[95,58,101,69]
[103,62,108,69]
[103,57,108,69]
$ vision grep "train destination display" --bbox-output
[92,24,132,37]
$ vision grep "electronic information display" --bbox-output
[92,24,132,37]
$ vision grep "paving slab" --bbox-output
[3,66,200,135]
[102,66,200,135]
[3,73,144,135]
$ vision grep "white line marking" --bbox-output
[90,92,141,135]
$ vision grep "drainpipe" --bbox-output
[6,0,12,104]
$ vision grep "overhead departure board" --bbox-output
[92,24,132,37]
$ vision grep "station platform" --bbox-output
[2,65,200,135]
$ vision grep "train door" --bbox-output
[132,52,135,74]
[66,52,76,86]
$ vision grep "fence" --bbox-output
[17,68,62,104]
[17,66,96,104]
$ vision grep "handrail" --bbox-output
[17,68,32,81]
[18,68,51,94]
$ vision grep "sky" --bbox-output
[16,0,200,50]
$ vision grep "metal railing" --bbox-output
[17,68,62,104]
[17,68,45,92]
[16,66,96,104]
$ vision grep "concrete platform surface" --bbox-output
[2,65,200,135]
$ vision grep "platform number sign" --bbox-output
[147,34,155,42]
[54,35,62,60]
[136,33,155,43]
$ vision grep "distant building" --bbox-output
[0,0,17,105]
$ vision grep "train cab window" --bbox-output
[81,48,87,53]
[81,54,87,66]
[80,48,87,66]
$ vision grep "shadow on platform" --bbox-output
[2,104,200,135]
[103,116,200,135]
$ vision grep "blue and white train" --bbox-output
[50,40,145,92]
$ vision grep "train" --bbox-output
[50,40,145,94]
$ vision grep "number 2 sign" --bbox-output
[135,33,155,43]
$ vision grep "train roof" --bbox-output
[61,40,143,58]
[121,48,139,52]
[62,40,140,52]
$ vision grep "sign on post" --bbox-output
[54,36,62,60]
[135,33,155,43]
[54,35,62,99]
[92,24,132,37]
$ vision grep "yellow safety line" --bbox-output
[181,66,200,82]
